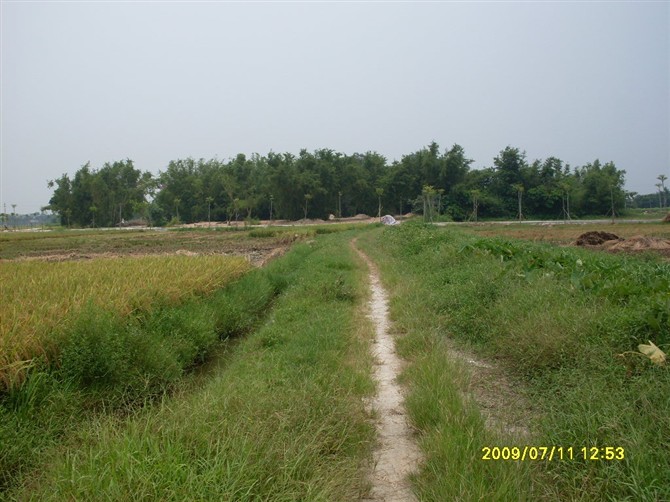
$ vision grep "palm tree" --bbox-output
[658,174,668,208]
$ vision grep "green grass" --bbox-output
[0,255,249,390]
[4,232,376,500]
[1,257,282,493]
[7,220,666,499]
[357,221,670,501]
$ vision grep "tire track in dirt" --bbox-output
[353,239,422,502]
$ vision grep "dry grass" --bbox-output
[464,221,670,245]
[0,255,249,389]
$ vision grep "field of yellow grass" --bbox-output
[0,255,249,389]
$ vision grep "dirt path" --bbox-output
[353,240,422,502]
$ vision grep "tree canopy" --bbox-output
[47,143,632,226]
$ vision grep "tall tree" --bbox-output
[658,174,668,207]
[491,146,528,216]
[575,160,626,216]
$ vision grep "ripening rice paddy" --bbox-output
[0,255,249,389]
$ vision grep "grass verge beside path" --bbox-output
[358,225,536,501]
[357,221,669,501]
[7,232,376,501]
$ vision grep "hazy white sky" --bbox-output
[1,0,668,213]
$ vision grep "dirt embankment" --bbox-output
[574,231,622,246]
[575,231,670,257]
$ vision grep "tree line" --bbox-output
[46,142,645,227]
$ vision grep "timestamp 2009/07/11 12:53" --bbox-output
[481,446,625,462]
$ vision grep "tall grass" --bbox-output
[0,254,281,492]
[0,255,249,389]
[7,233,376,500]
[358,221,669,500]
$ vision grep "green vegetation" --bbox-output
[1,257,276,492]
[4,221,668,499]
[357,221,669,500]
[2,232,375,499]
[0,254,249,389]
[45,143,663,228]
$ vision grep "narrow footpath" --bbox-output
[353,240,423,502]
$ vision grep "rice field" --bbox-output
[0,255,249,390]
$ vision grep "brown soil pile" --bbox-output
[575,231,621,246]
[603,235,670,252]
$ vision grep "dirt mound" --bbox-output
[575,231,621,246]
[603,235,670,251]
[663,213,670,223]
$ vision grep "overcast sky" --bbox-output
[1,1,668,214]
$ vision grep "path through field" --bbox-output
[353,240,422,502]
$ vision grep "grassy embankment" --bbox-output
[358,221,669,501]
[3,229,376,499]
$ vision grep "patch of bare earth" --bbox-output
[8,248,287,267]
[353,240,422,502]
[447,346,535,439]
[574,232,670,258]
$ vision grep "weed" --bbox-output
[7,231,376,501]
[358,223,670,500]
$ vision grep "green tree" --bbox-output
[47,174,73,226]
[491,146,528,216]
[440,143,472,191]
[422,185,438,222]
[574,160,626,216]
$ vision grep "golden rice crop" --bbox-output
[0,255,249,389]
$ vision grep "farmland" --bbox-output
[463,220,670,246]
[1,221,669,500]
[1,255,250,389]
[358,221,670,500]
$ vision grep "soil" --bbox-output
[447,347,534,438]
[179,214,382,228]
[573,231,670,258]
[353,241,422,502]
[574,231,621,246]
[2,229,292,265]
[603,235,670,252]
